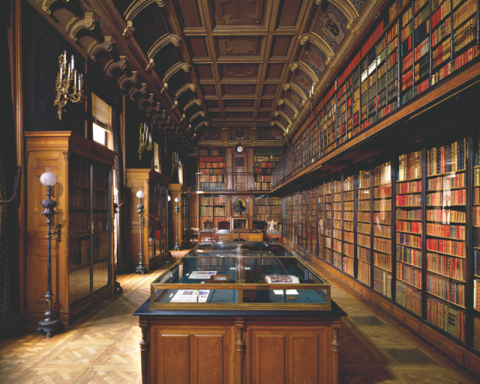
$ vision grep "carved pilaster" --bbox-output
[235,317,245,384]
[331,320,341,384]
[139,319,150,384]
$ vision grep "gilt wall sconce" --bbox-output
[54,51,84,120]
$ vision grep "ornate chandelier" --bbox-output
[54,51,84,120]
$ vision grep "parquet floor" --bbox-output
[0,248,479,383]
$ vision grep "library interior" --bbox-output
[3,0,480,382]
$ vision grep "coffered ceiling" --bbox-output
[32,0,383,146]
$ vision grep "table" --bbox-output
[215,229,264,242]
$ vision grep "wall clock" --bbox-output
[235,144,245,153]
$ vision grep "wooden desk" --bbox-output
[215,229,264,242]
[134,300,346,384]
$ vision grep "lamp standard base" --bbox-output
[135,265,148,275]
[36,317,63,338]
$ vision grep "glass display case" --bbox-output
[150,243,331,310]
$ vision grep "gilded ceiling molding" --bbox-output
[162,62,190,89]
[146,102,161,117]
[125,0,167,22]
[174,83,197,103]
[273,111,292,126]
[290,61,319,85]
[184,99,202,112]
[270,121,286,133]
[147,34,182,59]
[330,0,359,30]
[277,99,299,118]
[138,93,155,109]
[105,56,127,77]
[189,111,206,123]
[67,12,95,41]
[299,33,334,65]
[283,83,307,105]
[194,121,209,132]
[118,71,138,90]
[122,21,134,38]
[129,83,147,101]
[88,36,115,61]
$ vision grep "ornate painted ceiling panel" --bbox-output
[34,0,384,146]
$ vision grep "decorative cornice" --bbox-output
[331,0,359,30]
[118,71,138,90]
[277,99,299,117]
[290,61,319,85]
[283,83,307,105]
[105,56,127,77]
[67,12,95,41]
[194,121,209,131]
[189,111,206,122]
[299,33,334,65]
[162,62,190,89]
[88,36,115,61]
[138,93,154,109]
[273,111,292,126]
[129,83,147,101]
[147,34,182,59]
[270,120,287,133]
[125,0,167,22]
[174,83,196,102]
[184,99,202,112]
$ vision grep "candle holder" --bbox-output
[138,122,153,160]
[174,197,181,250]
[135,190,147,275]
[37,168,63,338]
[54,51,84,121]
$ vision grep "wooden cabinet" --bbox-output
[25,132,116,325]
[126,169,170,271]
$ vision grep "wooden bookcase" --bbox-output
[126,169,170,271]
[25,132,116,325]
[198,149,226,191]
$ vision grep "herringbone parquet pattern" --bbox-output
[0,248,478,383]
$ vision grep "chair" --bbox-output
[252,221,267,241]
[218,221,230,230]
[199,220,215,243]
[266,220,281,243]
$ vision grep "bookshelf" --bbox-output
[199,195,213,228]
[325,181,333,264]
[269,196,282,234]
[474,131,480,351]
[357,168,372,286]
[333,179,343,271]
[25,132,116,325]
[343,175,355,277]
[199,194,226,229]
[396,150,423,317]
[425,137,467,342]
[253,148,283,191]
[373,161,393,299]
[317,183,325,261]
[299,191,306,250]
[127,169,171,271]
[254,195,268,223]
[198,149,226,191]
[271,0,479,191]
[310,187,318,255]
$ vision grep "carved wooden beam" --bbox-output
[183,99,202,112]
[174,83,196,103]
[146,102,161,117]
[138,93,155,109]
[105,56,128,77]
[147,34,182,59]
[290,61,319,85]
[330,0,359,30]
[283,83,307,105]
[87,36,115,61]
[273,111,292,126]
[67,12,95,41]
[162,62,190,90]
[277,99,299,118]
[118,71,138,90]
[194,121,209,132]
[299,32,334,65]
[270,120,287,133]
[129,83,147,101]
[125,0,167,22]
[189,111,206,123]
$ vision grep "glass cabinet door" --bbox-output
[155,183,162,260]
[148,182,155,262]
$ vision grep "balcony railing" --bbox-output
[196,172,272,192]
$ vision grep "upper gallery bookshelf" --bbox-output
[198,149,226,191]
[271,0,479,189]
[25,132,116,325]
[199,194,226,229]
[254,148,283,191]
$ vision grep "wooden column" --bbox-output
[139,319,149,384]
[331,320,342,384]
[235,317,245,384]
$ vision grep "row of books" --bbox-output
[396,194,421,206]
[199,149,226,156]
[70,158,90,188]
[199,162,226,169]
[427,252,466,280]
[427,297,466,342]
[374,251,392,271]
[374,185,392,198]
[427,274,465,306]
[93,168,109,191]
[69,188,90,209]
[426,238,465,257]
[397,232,422,248]
[427,208,465,223]
[426,223,465,239]
[198,175,224,182]
[255,182,271,191]
[199,156,224,162]
[255,175,271,182]
[199,207,225,216]
[253,149,283,156]
[199,182,225,190]
[427,173,465,190]
[69,237,90,268]
[426,189,466,205]
[397,262,422,289]
[374,237,391,254]
[69,213,90,237]
[396,180,421,193]
[397,220,422,233]
[397,245,422,267]
[374,267,392,298]
[358,260,371,285]
[396,280,422,316]
[397,208,422,220]
[426,140,465,175]
[93,191,107,209]
[200,196,226,205]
